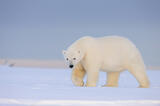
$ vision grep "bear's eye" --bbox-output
[66,58,69,61]
[73,58,76,60]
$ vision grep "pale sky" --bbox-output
[0,0,160,66]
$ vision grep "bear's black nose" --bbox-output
[69,65,74,68]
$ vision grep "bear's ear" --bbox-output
[62,50,67,55]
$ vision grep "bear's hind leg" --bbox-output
[103,72,120,87]
[72,63,86,86]
[128,64,150,88]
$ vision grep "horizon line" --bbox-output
[0,59,160,70]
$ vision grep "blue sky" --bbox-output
[0,0,160,66]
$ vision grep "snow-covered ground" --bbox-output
[0,66,160,106]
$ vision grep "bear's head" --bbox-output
[62,49,84,69]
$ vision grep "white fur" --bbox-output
[63,36,150,88]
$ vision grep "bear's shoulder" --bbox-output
[75,36,94,44]
[79,36,93,41]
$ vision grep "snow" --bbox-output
[0,66,160,106]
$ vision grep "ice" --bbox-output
[0,66,160,106]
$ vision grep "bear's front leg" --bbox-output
[85,68,99,87]
[103,72,120,87]
[71,63,86,87]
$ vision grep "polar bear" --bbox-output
[63,36,150,88]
